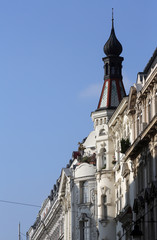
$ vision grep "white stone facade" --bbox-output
[28,46,157,240]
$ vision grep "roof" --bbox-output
[62,168,72,177]
[143,48,157,74]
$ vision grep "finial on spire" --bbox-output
[112,8,114,28]
[103,8,123,56]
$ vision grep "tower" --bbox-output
[98,10,126,110]
[91,11,126,240]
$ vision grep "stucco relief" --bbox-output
[101,186,108,195]
[90,188,95,203]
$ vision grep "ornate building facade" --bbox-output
[28,18,157,240]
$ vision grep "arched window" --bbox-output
[80,218,89,240]
[99,129,105,136]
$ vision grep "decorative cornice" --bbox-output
[124,115,157,160]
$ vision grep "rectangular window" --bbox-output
[80,181,89,203]
[137,116,139,136]
[101,195,107,220]
[126,179,130,204]
[148,100,151,122]
[140,113,142,133]
[148,154,153,184]
[146,153,153,184]
[116,190,119,214]
[80,221,89,240]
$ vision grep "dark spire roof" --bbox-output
[103,9,122,56]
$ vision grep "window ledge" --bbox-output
[99,219,109,227]
[78,202,92,207]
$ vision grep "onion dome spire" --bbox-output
[103,9,122,56]
[97,10,126,110]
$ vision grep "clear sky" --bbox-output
[0,0,156,239]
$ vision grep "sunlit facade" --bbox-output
[28,21,157,240]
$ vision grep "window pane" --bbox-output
[82,182,88,203]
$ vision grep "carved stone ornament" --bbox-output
[100,142,106,148]
[121,162,130,177]
[99,218,109,227]
[90,188,95,203]
[101,186,108,195]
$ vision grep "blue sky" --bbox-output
[0,0,156,239]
